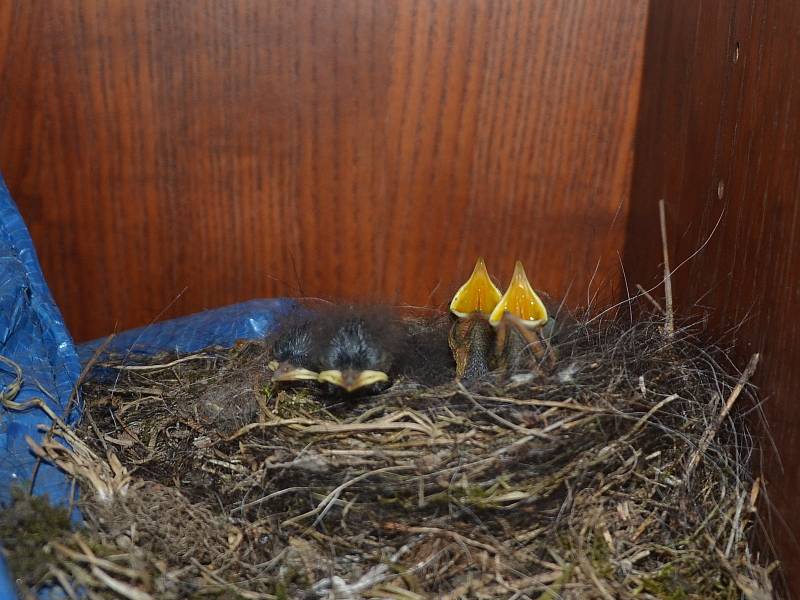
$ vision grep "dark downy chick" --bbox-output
[399,314,456,386]
[269,305,455,396]
[316,315,395,395]
[269,318,319,384]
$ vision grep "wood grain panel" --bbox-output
[625,0,800,593]
[0,1,648,342]
[0,0,647,340]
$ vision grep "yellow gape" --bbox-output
[489,261,548,328]
[449,257,502,317]
[449,258,553,379]
[317,369,389,392]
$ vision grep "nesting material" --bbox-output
[6,310,779,599]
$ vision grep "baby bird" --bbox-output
[270,256,558,396]
[449,258,557,380]
[488,261,556,373]
[269,306,434,396]
[270,318,319,384]
[316,315,395,395]
[448,257,501,379]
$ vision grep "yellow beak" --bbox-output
[489,261,548,328]
[449,257,502,318]
[317,369,389,392]
[271,362,319,382]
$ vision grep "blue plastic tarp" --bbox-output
[0,173,295,598]
[0,175,81,504]
[77,298,297,365]
[0,175,81,599]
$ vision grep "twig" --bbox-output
[89,567,152,600]
[282,465,416,527]
[458,382,553,440]
[636,283,665,313]
[659,199,674,337]
[382,523,500,555]
[464,390,605,413]
[110,354,211,371]
[622,394,678,439]
[0,354,25,407]
[311,542,415,597]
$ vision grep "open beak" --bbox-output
[490,261,554,371]
[317,369,389,392]
[448,258,502,380]
[271,361,319,382]
[489,261,548,328]
[449,257,502,317]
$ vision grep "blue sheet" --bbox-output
[77,298,297,364]
[0,175,81,505]
[0,172,295,598]
[0,174,80,598]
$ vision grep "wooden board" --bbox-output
[0,1,647,341]
[625,0,800,593]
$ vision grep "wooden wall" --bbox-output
[0,1,648,341]
[624,0,800,593]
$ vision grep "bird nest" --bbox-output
[4,310,780,599]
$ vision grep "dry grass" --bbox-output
[3,310,781,599]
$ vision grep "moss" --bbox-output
[270,388,323,418]
[0,485,72,585]
[536,564,573,600]
[638,565,692,599]
[274,581,289,600]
